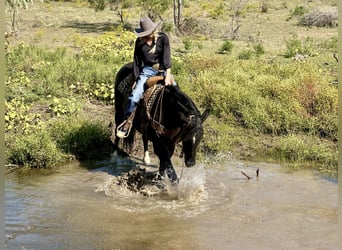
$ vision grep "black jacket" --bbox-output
[133,32,172,80]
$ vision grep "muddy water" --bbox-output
[5,154,337,250]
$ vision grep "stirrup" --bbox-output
[116,120,132,138]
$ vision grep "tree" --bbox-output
[87,0,181,34]
[87,0,134,26]
[137,0,171,20]
[5,0,32,32]
[173,0,182,34]
[261,0,268,13]
[228,0,249,40]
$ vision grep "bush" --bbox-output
[271,134,337,175]
[291,5,306,17]
[182,37,192,51]
[284,36,318,58]
[253,43,265,57]
[5,130,69,168]
[238,49,253,60]
[50,118,113,160]
[185,56,337,139]
[299,9,338,28]
[81,31,135,62]
[218,40,233,54]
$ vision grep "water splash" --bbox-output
[93,164,210,217]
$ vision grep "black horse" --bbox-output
[113,62,209,182]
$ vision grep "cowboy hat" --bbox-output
[134,17,159,37]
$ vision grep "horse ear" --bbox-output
[201,109,210,124]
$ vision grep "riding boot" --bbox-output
[116,108,137,138]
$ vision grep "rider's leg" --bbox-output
[117,67,157,138]
[125,66,158,118]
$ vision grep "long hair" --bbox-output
[148,30,159,54]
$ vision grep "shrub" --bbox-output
[218,40,233,54]
[253,43,265,57]
[185,56,337,139]
[291,5,306,17]
[271,134,337,175]
[5,97,43,134]
[284,36,318,58]
[81,31,135,62]
[238,49,253,60]
[299,9,338,28]
[48,97,81,117]
[183,37,192,51]
[49,118,113,160]
[5,130,69,168]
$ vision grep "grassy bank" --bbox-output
[5,1,338,176]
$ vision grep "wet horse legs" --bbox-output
[159,161,178,183]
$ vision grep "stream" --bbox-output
[5,153,337,249]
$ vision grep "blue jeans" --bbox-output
[125,66,176,116]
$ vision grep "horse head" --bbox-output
[181,109,210,167]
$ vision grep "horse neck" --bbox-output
[156,87,200,128]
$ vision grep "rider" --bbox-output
[116,16,176,138]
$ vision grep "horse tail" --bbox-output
[114,62,136,152]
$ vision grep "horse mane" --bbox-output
[172,87,201,116]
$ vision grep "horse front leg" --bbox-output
[151,134,178,183]
[160,161,178,183]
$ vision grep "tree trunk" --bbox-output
[173,0,177,29]
[173,0,182,35]
[11,7,17,31]
[177,0,182,29]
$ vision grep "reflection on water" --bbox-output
[5,154,337,250]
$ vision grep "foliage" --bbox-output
[5,0,32,30]
[5,116,113,168]
[5,130,70,168]
[271,134,337,175]
[299,9,338,28]
[136,0,171,19]
[81,31,135,62]
[5,97,43,134]
[6,31,134,106]
[87,0,171,23]
[181,55,337,142]
[48,97,81,117]
[238,49,252,59]
[290,5,306,18]
[253,43,265,57]
[218,40,233,54]
[209,2,225,19]
[182,37,192,51]
[284,36,318,58]
[49,117,113,160]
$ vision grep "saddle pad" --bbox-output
[117,73,135,96]
[144,84,164,121]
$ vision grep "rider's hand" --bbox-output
[164,74,171,86]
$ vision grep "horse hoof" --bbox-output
[143,151,151,165]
